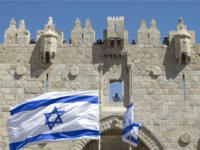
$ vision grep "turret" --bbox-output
[169,18,194,64]
[40,17,58,63]
[103,16,128,48]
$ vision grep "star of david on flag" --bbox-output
[44,106,65,130]
[7,91,100,150]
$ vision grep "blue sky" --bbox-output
[0,1,199,101]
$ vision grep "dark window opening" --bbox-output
[183,41,185,47]
[46,74,49,93]
[46,52,50,63]
[82,34,83,44]
[148,35,149,45]
[15,34,17,44]
[52,52,55,59]
[182,52,186,63]
[110,38,114,48]
[109,80,122,102]
[117,38,120,47]
[183,74,185,101]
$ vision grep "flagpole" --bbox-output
[98,138,101,150]
[129,96,132,150]
[98,90,101,150]
[129,134,131,150]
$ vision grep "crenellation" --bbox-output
[1,16,200,150]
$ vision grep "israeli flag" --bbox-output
[7,91,100,150]
[122,101,141,147]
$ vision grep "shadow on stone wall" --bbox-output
[163,39,186,80]
[178,138,188,147]
[197,138,200,150]
[29,39,52,78]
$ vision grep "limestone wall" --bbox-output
[0,17,200,150]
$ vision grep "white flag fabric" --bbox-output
[7,91,100,150]
[122,101,141,147]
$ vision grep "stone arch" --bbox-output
[69,115,165,150]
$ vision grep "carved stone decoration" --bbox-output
[152,66,161,76]
[40,25,58,63]
[174,18,192,64]
[71,115,165,150]
[70,66,79,76]
[16,65,26,75]
[181,133,191,144]
[112,118,118,124]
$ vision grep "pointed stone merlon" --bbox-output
[149,19,160,45]
[168,18,195,64]
[73,18,82,30]
[137,19,148,45]
[137,18,160,45]
[48,17,53,24]
[70,18,95,47]
[4,18,30,44]
[176,17,187,31]
[45,17,55,31]
[84,19,92,30]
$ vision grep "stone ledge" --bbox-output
[102,107,126,112]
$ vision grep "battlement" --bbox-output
[1,16,200,150]
[107,16,124,21]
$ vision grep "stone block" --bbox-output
[0,64,10,70]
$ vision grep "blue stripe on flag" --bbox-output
[9,129,100,150]
[127,102,133,109]
[126,135,138,144]
[11,95,98,116]
[122,123,141,135]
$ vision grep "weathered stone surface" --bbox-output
[0,17,200,150]
[181,133,191,143]
[16,65,26,75]
[152,66,161,76]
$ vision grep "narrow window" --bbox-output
[183,74,185,101]
[82,34,83,44]
[46,74,49,93]
[15,34,17,44]
[47,41,49,46]
[109,80,122,102]
[110,38,114,48]
[183,41,184,47]
[182,52,186,63]
[117,38,121,47]
[115,24,116,32]
[46,52,49,63]
[148,35,149,45]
